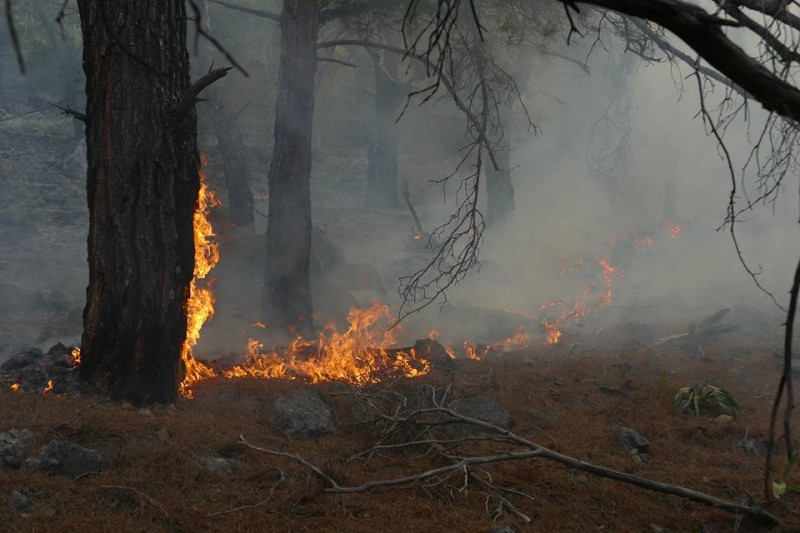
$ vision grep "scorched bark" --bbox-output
[77,0,198,405]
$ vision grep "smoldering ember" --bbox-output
[2,1,800,531]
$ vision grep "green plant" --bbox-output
[773,452,800,499]
[654,308,738,346]
[673,384,740,416]
[656,372,667,395]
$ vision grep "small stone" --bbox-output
[138,409,152,416]
[198,456,239,477]
[34,440,106,477]
[713,414,734,425]
[738,438,764,457]
[611,426,650,455]
[8,490,33,511]
[8,490,32,511]
[0,428,35,467]
[489,527,516,533]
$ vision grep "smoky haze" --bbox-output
[0,3,794,364]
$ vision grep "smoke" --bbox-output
[2,4,797,365]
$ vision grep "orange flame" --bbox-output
[223,301,430,385]
[43,380,54,395]
[10,383,20,392]
[71,347,81,367]
[632,230,653,249]
[666,220,681,239]
[457,326,530,360]
[179,156,220,398]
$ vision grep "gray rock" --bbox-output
[0,428,35,467]
[272,389,336,439]
[611,426,650,455]
[8,490,32,511]
[198,456,239,477]
[454,397,513,430]
[738,438,765,457]
[33,440,106,477]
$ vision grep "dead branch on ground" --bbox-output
[242,387,781,526]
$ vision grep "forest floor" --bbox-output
[1,332,800,532]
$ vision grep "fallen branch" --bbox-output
[200,467,285,517]
[101,485,168,517]
[242,405,781,526]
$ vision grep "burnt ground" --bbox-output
[1,333,800,532]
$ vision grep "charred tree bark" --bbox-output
[262,0,317,336]
[364,50,403,209]
[77,0,198,405]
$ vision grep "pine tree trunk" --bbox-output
[211,96,255,228]
[364,52,402,209]
[199,0,254,228]
[77,0,198,405]
[486,145,514,226]
[262,0,317,336]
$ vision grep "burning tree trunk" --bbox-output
[364,48,403,209]
[77,0,198,405]
[262,0,318,336]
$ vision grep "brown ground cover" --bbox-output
[1,336,799,532]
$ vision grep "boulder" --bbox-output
[29,440,106,477]
[610,426,650,455]
[454,397,513,430]
[272,389,336,439]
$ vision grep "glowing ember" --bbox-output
[223,301,430,385]
[632,230,653,249]
[71,347,81,367]
[179,155,221,398]
[10,383,20,392]
[542,318,562,345]
[43,380,54,395]
[666,220,682,239]
[597,253,620,308]
[458,326,530,359]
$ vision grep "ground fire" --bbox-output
[38,161,689,399]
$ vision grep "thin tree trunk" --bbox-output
[486,143,514,226]
[199,0,255,228]
[77,0,198,405]
[262,0,317,336]
[364,50,402,209]
[211,96,255,227]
